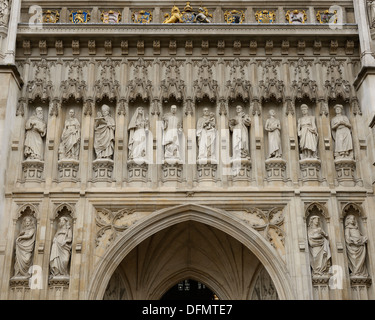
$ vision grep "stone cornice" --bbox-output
[17,23,358,38]
[0,64,24,89]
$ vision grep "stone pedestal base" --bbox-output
[162,159,183,185]
[93,158,114,183]
[350,276,372,300]
[312,275,331,300]
[265,158,286,183]
[197,159,217,184]
[127,160,148,183]
[230,158,251,183]
[48,276,70,300]
[9,276,31,300]
[22,159,44,182]
[58,159,79,182]
[334,158,356,187]
[299,158,321,184]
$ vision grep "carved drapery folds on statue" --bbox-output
[307,215,332,277]
[0,0,10,27]
[128,107,149,162]
[12,216,37,279]
[162,105,183,162]
[49,217,73,279]
[229,105,251,160]
[265,109,282,159]
[58,109,81,161]
[197,107,217,162]
[344,215,368,278]
[24,107,47,161]
[298,104,318,160]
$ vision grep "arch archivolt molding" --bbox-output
[88,203,295,300]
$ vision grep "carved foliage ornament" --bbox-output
[95,208,137,249]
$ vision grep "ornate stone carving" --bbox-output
[197,107,217,162]
[94,58,120,102]
[69,10,90,24]
[193,58,218,102]
[58,109,80,161]
[27,59,53,103]
[132,10,152,24]
[72,40,80,55]
[226,58,250,103]
[229,105,251,160]
[101,10,122,24]
[265,109,282,159]
[255,10,276,23]
[251,267,279,300]
[60,58,87,102]
[95,208,137,249]
[161,58,185,103]
[162,105,183,162]
[163,2,212,24]
[24,107,46,161]
[128,107,149,162]
[128,58,152,102]
[42,10,60,23]
[242,207,285,252]
[316,10,338,24]
[55,40,64,55]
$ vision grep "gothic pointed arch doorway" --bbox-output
[88,204,295,300]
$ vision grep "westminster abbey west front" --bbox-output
[1,0,375,301]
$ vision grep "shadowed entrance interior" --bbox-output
[103,220,279,300]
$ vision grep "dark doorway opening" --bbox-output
[161,279,219,300]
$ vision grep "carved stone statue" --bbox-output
[58,109,81,160]
[265,109,282,159]
[128,107,149,161]
[345,215,368,277]
[297,104,318,160]
[0,0,10,27]
[50,217,73,278]
[24,107,47,161]
[229,105,251,159]
[331,104,353,160]
[197,107,216,160]
[162,105,183,160]
[307,215,331,276]
[13,216,36,278]
[369,1,375,28]
[94,104,115,159]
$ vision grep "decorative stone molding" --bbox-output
[334,158,356,187]
[57,159,79,182]
[299,158,322,184]
[265,158,287,184]
[22,159,44,183]
[127,160,148,183]
[92,159,114,183]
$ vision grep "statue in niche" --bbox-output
[331,104,354,160]
[94,104,115,159]
[307,215,332,276]
[24,106,47,161]
[0,0,9,26]
[128,107,149,161]
[58,109,81,160]
[229,105,251,159]
[162,105,183,160]
[265,109,282,159]
[297,104,318,160]
[197,107,216,161]
[344,214,368,277]
[49,216,73,278]
[13,216,36,278]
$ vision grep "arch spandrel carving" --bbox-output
[88,204,295,300]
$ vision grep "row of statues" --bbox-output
[12,211,368,281]
[307,214,368,277]
[13,216,72,279]
[23,104,354,165]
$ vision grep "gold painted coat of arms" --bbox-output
[101,10,122,24]
[132,10,152,23]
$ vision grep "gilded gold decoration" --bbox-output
[224,10,245,24]
[255,10,276,24]
[286,10,307,24]
[132,10,152,23]
[163,2,212,24]
[42,10,60,23]
[69,10,91,24]
[316,10,337,24]
[101,10,122,24]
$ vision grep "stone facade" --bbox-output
[1,0,375,300]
